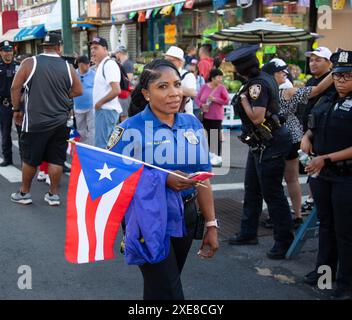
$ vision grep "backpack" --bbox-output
[102,59,131,91]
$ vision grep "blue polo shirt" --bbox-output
[73,68,95,111]
[110,106,211,197]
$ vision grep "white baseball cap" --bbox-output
[164,46,185,61]
[305,47,332,60]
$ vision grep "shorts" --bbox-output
[286,141,301,161]
[20,124,70,167]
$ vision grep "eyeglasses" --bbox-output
[332,72,352,81]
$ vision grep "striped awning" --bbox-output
[208,18,321,44]
[111,0,185,14]
[0,28,21,42]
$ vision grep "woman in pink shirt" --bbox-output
[195,69,230,157]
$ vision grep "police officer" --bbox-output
[109,59,219,300]
[0,40,19,166]
[301,50,352,300]
[226,45,294,259]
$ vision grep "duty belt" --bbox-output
[325,159,352,176]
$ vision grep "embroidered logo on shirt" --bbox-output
[249,84,262,100]
[183,131,199,145]
[107,126,124,150]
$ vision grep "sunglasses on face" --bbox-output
[332,72,352,81]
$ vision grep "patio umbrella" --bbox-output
[208,18,321,44]
[109,24,119,52]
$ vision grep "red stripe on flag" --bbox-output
[85,193,100,262]
[103,166,144,260]
[65,147,81,263]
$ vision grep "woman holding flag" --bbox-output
[109,59,219,300]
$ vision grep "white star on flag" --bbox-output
[95,163,116,181]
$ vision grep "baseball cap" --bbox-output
[305,47,332,60]
[90,37,109,49]
[41,32,63,46]
[0,40,14,51]
[164,46,185,62]
[76,55,90,65]
[262,58,289,75]
[115,45,127,53]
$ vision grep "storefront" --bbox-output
[261,0,312,68]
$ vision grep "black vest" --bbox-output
[0,60,18,98]
[311,92,352,155]
[236,71,280,131]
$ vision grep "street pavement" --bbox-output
[0,129,328,300]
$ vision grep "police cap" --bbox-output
[330,50,352,73]
[0,40,14,51]
[225,44,259,65]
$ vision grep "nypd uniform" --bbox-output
[307,50,352,298]
[109,105,211,299]
[0,40,19,166]
[226,45,294,258]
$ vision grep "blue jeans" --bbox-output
[95,108,119,149]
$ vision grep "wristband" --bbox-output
[205,219,219,229]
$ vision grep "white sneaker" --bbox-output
[37,171,48,182]
[45,176,51,185]
[211,155,222,167]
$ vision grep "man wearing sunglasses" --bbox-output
[300,50,352,300]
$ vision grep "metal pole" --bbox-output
[61,0,73,56]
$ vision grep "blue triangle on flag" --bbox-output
[76,144,143,200]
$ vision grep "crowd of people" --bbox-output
[1,30,351,300]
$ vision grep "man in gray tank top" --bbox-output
[10,32,82,206]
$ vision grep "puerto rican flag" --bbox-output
[67,128,81,156]
[65,142,144,264]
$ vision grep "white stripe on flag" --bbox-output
[94,181,124,261]
[76,171,90,263]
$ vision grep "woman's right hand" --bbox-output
[166,171,199,191]
[300,135,313,155]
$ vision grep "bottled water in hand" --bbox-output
[297,149,318,178]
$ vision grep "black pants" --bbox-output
[310,175,352,290]
[138,199,198,300]
[202,118,222,156]
[0,104,13,162]
[240,150,294,247]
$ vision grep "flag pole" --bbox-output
[68,141,209,188]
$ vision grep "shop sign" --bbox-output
[18,2,55,28]
[165,24,177,44]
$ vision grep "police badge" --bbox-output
[249,84,262,100]
[183,130,199,145]
[107,126,124,150]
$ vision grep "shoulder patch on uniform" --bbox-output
[249,84,262,100]
[107,126,124,150]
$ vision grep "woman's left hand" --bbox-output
[208,96,215,102]
[305,156,325,176]
[198,227,219,258]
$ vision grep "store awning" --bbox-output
[14,24,46,42]
[0,28,21,42]
[111,0,186,15]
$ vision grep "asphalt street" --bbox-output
[0,129,327,300]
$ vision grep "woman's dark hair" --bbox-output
[209,68,223,82]
[213,56,222,69]
[233,55,260,78]
[129,59,181,117]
